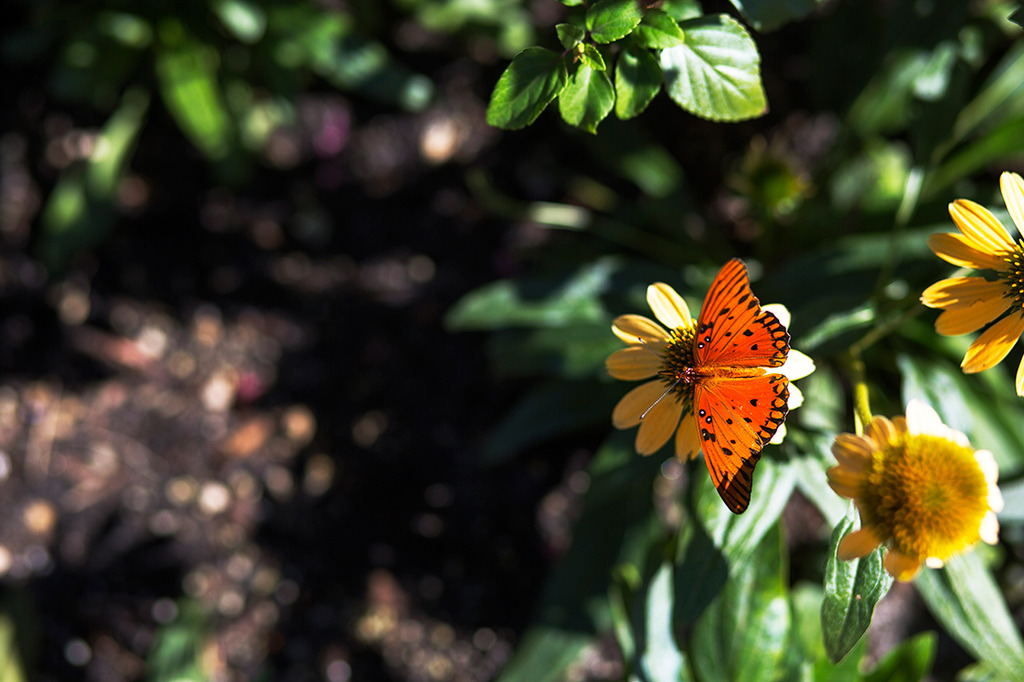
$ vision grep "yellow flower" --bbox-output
[921,171,1024,396]
[605,281,814,460]
[827,400,1002,582]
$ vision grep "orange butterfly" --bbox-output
[686,258,790,513]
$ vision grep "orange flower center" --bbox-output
[859,433,990,563]
[658,324,697,403]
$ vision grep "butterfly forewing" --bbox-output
[695,374,789,513]
[695,259,790,369]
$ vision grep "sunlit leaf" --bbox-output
[821,507,894,663]
[586,0,645,44]
[615,42,662,119]
[661,14,767,122]
[916,553,1024,680]
[487,47,568,129]
[558,63,615,133]
[578,43,607,71]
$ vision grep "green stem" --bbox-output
[844,353,873,434]
[848,301,925,358]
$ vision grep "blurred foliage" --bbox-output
[6,0,1024,679]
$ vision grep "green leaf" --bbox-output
[636,561,689,682]
[485,323,619,379]
[556,23,585,49]
[691,521,790,682]
[147,600,208,681]
[445,258,615,331]
[558,63,615,133]
[634,9,686,48]
[727,0,825,32]
[615,42,663,119]
[579,43,607,71]
[487,47,568,129]
[213,0,267,43]
[862,631,936,682]
[586,0,645,44]
[661,14,767,122]
[916,552,1024,680]
[821,507,894,663]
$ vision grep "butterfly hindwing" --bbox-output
[696,259,790,369]
[694,373,789,513]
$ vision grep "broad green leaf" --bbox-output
[498,432,663,682]
[586,0,645,44]
[445,258,615,331]
[638,561,688,682]
[155,23,233,159]
[485,323,620,379]
[916,552,1024,680]
[615,41,663,119]
[727,0,826,32]
[634,9,686,48]
[691,522,790,682]
[821,507,894,663]
[487,47,568,129]
[784,583,864,681]
[556,23,585,49]
[862,631,936,682]
[558,63,615,133]
[661,14,767,122]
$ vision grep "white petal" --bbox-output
[778,349,815,381]
[925,556,945,569]
[905,400,944,436]
[786,383,804,409]
[762,303,791,327]
[980,511,1000,544]
[974,450,999,486]
[770,422,787,445]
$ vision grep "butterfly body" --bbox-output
[688,259,791,513]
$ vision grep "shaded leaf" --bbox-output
[862,631,936,682]
[821,507,894,663]
[615,41,663,119]
[558,63,615,133]
[728,0,827,32]
[487,47,568,129]
[634,9,685,48]
[661,14,767,122]
[556,23,585,49]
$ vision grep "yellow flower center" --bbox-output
[860,433,990,563]
[1005,242,1024,311]
[658,324,697,404]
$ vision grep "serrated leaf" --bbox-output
[486,47,568,129]
[586,0,645,44]
[556,23,585,49]
[579,43,607,71]
[661,14,767,122]
[821,507,894,663]
[916,552,1024,680]
[615,41,663,119]
[691,521,790,682]
[634,9,685,48]
[558,63,615,133]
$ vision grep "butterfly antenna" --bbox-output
[640,377,682,421]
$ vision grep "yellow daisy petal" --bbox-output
[1017,353,1024,397]
[883,549,922,582]
[612,314,668,345]
[921,275,1010,309]
[865,415,898,449]
[635,394,683,455]
[837,527,882,560]
[606,346,661,380]
[831,433,874,467]
[927,232,1009,270]
[961,313,1024,373]
[647,282,692,330]
[949,199,1016,254]
[674,410,700,461]
[1000,171,1024,240]
[612,380,665,428]
[827,466,864,498]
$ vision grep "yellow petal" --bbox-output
[961,313,1024,373]
[827,466,864,499]
[865,415,898,448]
[927,232,1009,270]
[612,314,668,345]
[1017,353,1024,397]
[674,410,700,461]
[647,282,692,330]
[949,199,1016,254]
[922,275,1009,307]
[635,393,683,455]
[612,380,666,428]
[837,527,882,560]
[1000,172,1024,240]
[883,549,922,582]
[606,346,661,380]
[831,433,874,467]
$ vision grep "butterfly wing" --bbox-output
[696,259,789,369]
[694,372,789,513]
